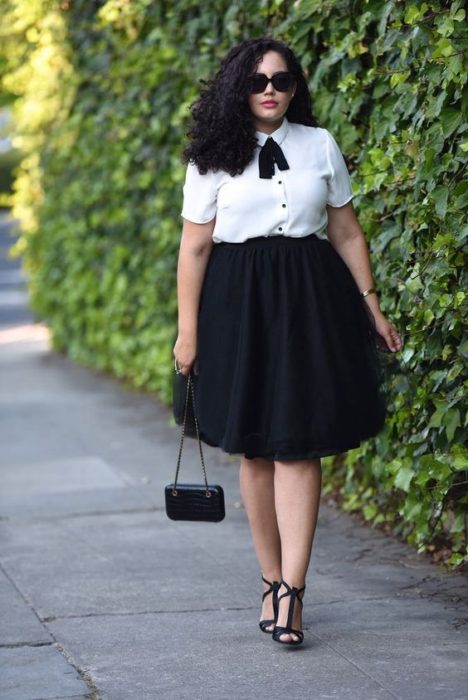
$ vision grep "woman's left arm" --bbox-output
[326,201,403,353]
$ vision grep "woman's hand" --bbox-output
[372,311,403,353]
[173,333,198,376]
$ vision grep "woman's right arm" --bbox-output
[173,217,216,376]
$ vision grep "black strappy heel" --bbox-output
[259,575,281,634]
[272,579,306,645]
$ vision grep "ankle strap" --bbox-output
[280,579,306,596]
[262,575,281,588]
[261,576,281,602]
[279,580,306,630]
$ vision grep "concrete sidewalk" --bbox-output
[0,210,467,700]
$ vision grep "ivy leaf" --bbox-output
[447,553,468,566]
[436,17,454,37]
[390,71,410,89]
[429,402,446,429]
[404,3,429,24]
[432,37,454,58]
[395,467,414,492]
[453,9,466,22]
[453,455,468,470]
[431,185,449,218]
[440,108,462,137]
[443,409,461,442]
[405,272,424,294]
[402,347,415,363]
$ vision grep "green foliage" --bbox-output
[2,0,467,566]
[0,146,21,195]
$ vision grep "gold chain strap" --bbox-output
[172,372,211,498]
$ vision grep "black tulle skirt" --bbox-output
[190,232,387,461]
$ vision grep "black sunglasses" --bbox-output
[247,71,295,94]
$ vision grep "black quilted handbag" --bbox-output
[166,366,225,523]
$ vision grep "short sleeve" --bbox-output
[325,130,354,207]
[180,161,218,223]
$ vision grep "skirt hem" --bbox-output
[198,429,373,461]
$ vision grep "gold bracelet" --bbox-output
[361,287,378,298]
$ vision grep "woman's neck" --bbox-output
[254,117,284,135]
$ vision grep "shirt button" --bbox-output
[282,204,286,208]
[278,181,282,184]
[278,227,283,232]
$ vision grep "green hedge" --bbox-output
[2,0,467,566]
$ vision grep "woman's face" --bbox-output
[247,50,296,133]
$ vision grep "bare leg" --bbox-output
[274,458,322,642]
[239,456,282,631]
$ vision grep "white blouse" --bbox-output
[180,116,354,244]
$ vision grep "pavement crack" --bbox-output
[41,596,399,623]
[43,605,257,622]
[452,616,468,629]
[0,640,53,649]
[398,575,433,591]
[347,547,374,562]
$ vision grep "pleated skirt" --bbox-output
[191,232,387,461]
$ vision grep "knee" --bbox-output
[241,456,274,475]
[275,458,321,475]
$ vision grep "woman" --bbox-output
[173,36,402,646]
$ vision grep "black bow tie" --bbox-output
[258,136,290,179]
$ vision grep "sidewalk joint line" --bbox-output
[0,504,242,524]
[318,638,401,699]
[0,560,100,698]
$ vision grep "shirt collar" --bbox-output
[255,116,289,148]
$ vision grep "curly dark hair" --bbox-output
[181,36,320,177]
